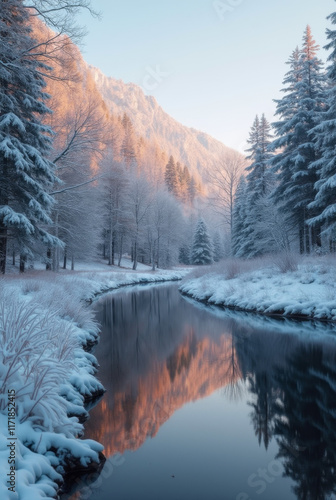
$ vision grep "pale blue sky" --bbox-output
[79,0,334,151]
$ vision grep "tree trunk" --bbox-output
[46,248,52,270]
[52,210,59,272]
[112,233,115,266]
[118,235,123,267]
[108,225,113,265]
[0,158,9,274]
[133,240,138,270]
[299,224,304,254]
[63,247,67,269]
[152,241,156,271]
[71,254,75,271]
[308,225,313,255]
[157,234,160,269]
[12,249,15,266]
[19,254,25,273]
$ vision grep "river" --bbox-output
[65,282,336,500]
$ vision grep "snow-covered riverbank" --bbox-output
[0,264,189,499]
[180,258,336,322]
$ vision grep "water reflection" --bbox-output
[86,285,243,458]
[237,321,336,500]
[72,284,336,500]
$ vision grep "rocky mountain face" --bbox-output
[35,18,238,186]
[88,65,236,181]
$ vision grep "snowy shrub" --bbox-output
[0,290,81,434]
[221,258,245,280]
[21,279,41,295]
[273,252,299,273]
[181,265,213,282]
[34,277,99,334]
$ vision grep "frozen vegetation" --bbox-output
[0,264,188,499]
[180,256,336,322]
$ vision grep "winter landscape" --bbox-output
[2,1,336,499]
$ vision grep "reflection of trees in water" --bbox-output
[248,371,277,449]
[235,327,336,500]
[221,320,245,402]
[274,344,336,500]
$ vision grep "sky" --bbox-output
[78,0,334,152]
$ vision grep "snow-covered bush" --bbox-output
[273,251,299,273]
[0,290,81,433]
[0,281,105,499]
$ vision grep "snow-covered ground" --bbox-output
[0,261,189,499]
[180,257,336,322]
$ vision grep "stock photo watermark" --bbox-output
[141,65,171,92]
[213,0,245,20]
[235,439,306,499]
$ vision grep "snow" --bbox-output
[0,263,189,499]
[180,258,336,322]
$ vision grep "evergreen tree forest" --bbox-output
[233,21,336,257]
[0,0,210,274]
[3,3,336,274]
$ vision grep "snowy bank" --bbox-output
[179,259,336,322]
[0,265,189,499]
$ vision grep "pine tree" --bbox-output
[309,11,336,249]
[239,114,273,258]
[271,27,325,253]
[0,0,59,274]
[212,231,223,262]
[179,244,190,265]
[191,218,213,265]
[164,155,179,196]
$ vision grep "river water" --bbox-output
[67,283,336,500]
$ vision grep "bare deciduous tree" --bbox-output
[207,151,246,237]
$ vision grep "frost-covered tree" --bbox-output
[0,0,60,274]
[246,114,273,203]
[207,151,245,240]
[191,218,213,265]
[232,176,247,257]
[179,244,191,265]
[309,10,336,249]
[164,155,179,197]
[271,27,325,253]
[212,231,223,262]
[238,114,273,258]
[121,113,137,167]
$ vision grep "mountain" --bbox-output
[88,65,236,182]
[34,19,239,187]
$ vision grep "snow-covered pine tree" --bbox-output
[212,231,223,262]
[271,27,325,254]
[164,155,179,197]
[179,244,191,265]
[191,218,213,265]
[239,114,273,258]
[308,11,336,249]
[232,176,247,256]
[0,0,59,273]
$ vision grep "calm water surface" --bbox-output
[67,283,336,500]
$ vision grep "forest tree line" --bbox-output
[232,19,336,258]
[3,2,336,274]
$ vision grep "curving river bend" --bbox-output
[65,283,336,500]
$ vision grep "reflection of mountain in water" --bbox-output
[85,285,242,457]
[86,284,336,500]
